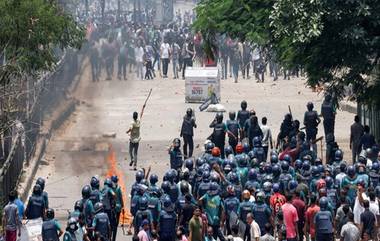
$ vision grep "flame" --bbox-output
[106,144,132,226]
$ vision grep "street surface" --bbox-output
[28,4,355,241]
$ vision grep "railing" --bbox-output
[0,134,24,206]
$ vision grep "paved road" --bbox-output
[29,40,354,241]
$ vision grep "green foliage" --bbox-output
[0,0,85,83]
[194,0,380,107]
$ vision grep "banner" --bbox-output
[185,67,220,103]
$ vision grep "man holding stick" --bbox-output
[127,89,152,170]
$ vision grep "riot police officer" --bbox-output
[314,197,334,241]
[237,100,250,140]
[303,102,321,150]
[209,112,227,158]
[102,178,116,240]
[321,94,336,138]
[63,218,79,241]
[92,202,111,241]
[25,184,46,220]
[180,108,197,158]
[226,111,240,152]
[111,175,123,241]
[81,185,95,228]
[168,138,183,171]
[90,176,102,206]
[36,177,49,209]
[158,196,177,241]
[42,208,63,241]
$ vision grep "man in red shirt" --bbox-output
[270,183,286,216]
[305,194,320,241]
[292,191,306,241]
[281,193,299,241]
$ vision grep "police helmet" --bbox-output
[202,171,210,182]
[264,163,272,174]
[256,191,265,202]
[180,181,189,194]
[94,202,104,213]
[162,196,173,211]
[253,137,261,148]
[295,159,302,170]
[235,144,243,154]
[283,154,292,163]
[281,161,289,172]
[224,146,234,157]
[272,164,281,176]
[248,168,257,180]
[335,149,343,161]
[347,165,356,178]
[243,142,250,153]
[104,178,113,187]
[135,170,144,183]
[325,176,334,189]
[340,161,347,172]
[273,183,280,193]
[372,162,380,172]
[149,174,158,185]
[215,112,223,122]
[315,158,323,166]
[81,185,91,199]
[161,181,170,194]
[319,197,328,210]
[311,166,319,177]
[46,208,55,219]
[111,175,118,183]
[241,100,247,110]
[173,138,181,148]
[307,102,314,110]
[212,147,221,157]
[205,142,215,152]
[33,184,42,195]
[91,176,100,188]
[263,182,272,192]
[74,200,83,212]
[302,161,311,171]
[196,157,206,167]
[227,172,239,184]
[229,111,236,120]
[210,172,220,184]
[36,177,46,190]
[288,180,298,191]
[67,217,78,231]
[209,182,219,196]
[184,159,194,170]
[186,108,192,116]
[270,154,279,164]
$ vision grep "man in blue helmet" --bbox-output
[341,165,359,207]
[180,108,197,159]
[252,191,272,235]
[226,111,240,153]
[210,112,227,159]
[314,197,334,241]
[158,196,177,241]
[92,202,111,241]
[102,178,116,240]
[90,176,102,206]
[224,185,240,235]
[199,182,225,241]
[131,170,144,198]
[111,175,123,241]
[168,138,183,171]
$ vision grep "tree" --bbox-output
[0,0,85,83]
[194,0,380,106]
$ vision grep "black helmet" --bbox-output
[36,177,45,190]
[241,100,247,110]
[74,200,83,212]
[186,108,192,116]
[111,175,118,183]
[173,138,181,148]
[33,184,42,195]
[184,159,194,171]
[94,202,104,213]
[319,197,328,210]
[229,111,236,120]
[307,102,314,110]
[104,178,113,187]
[81,185,91,199]
[67,217,78,231]
[180,181,189,194]
[215,112,223,122]
[46,208,55,219]
[90,176,100,189]
[135,170,144,182]
[205,142,215,152]
[149,174,158,185]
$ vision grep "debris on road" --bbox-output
[102,132,117,138]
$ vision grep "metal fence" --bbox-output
[358,103,380,142]
[0,49,82,205]
[0,134,24,205]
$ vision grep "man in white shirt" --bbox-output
[160,39,170,78]
[134,41,145,80]
[353,183,369,225]
[260,117,273,161]
[247,213,260,241]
